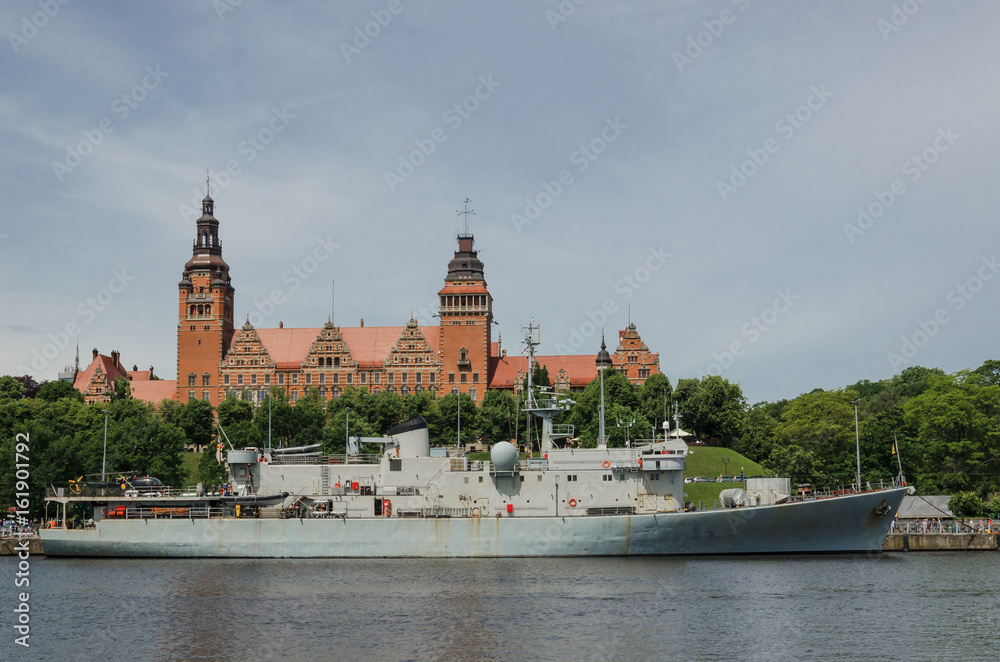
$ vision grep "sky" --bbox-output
[1,0,998,404]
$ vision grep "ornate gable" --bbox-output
[383,318,442,395]
[219,320,276,401]
[612,323,660,384]
[300,321,360,398]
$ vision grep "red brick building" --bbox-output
[73,195,661,405]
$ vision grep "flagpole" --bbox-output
[893,430,905,485]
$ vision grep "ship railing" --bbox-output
[419,506,473,518]
[268,453,381,466]
[892,521,993,534]
[47,483,206,499]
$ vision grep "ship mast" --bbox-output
[520,320,574,454]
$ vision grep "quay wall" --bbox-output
[0,537,44,555]
[884,533,998,552]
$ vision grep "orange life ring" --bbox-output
[602,461,610,469]
[335,483,341,488]
[568,498,577,507]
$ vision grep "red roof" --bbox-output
[437,283,491,295]
[489,354,597,389]
[254,326,440,371]
[131,380,177,404]
[73,354,128,392]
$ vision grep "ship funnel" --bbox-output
[386,415,430,458]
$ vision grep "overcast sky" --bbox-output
[2,0,998,404]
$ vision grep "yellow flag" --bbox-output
[891,441,897,456]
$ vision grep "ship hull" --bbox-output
[40,487,906,558]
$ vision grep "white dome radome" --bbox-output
[490,441,518,472]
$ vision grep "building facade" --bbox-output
[74,195,661,405]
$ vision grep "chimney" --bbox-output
[132,364,138,372]
[279,321,283,329]
[111,350,120,368]
[360,318,364,327]
[150,365,155,379]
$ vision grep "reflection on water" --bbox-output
[6,553,997,662]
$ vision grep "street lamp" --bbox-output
[345,405,351,453]
[101,409,110,479]
[852,399,862,492]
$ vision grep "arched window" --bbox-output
[401,386,410,395]
[334,357,340,367]
[188,390,196,401]
[188,373,196,387]
[202,373,211,386]
[202,390,211,401]
[189,305,196,316]
[331,386,340,397]
[451,387,459,395]
[197,304,204,315]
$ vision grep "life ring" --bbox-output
[472,507,481,518]
[568,498,577,507]
[602,461,610,469]
[334,483,341,488]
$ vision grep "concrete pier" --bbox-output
[884,533,998,552]
[0,537,44,555]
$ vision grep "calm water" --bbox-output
[3,552,998,661]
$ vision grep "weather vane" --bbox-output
[456,197,475,235]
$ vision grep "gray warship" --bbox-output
[41,324,908,558]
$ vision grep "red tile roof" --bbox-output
[73,354,128,392]
[254,326,440,371]
[131,380,177,404]
[489,354,597,389]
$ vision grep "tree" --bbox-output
[680,375,746,443]
[948,491,986,518]
[111,376,132,402]
[36,379,84,403]
[733,402,779,464]
[638,372,672,434]
[566,368,640,447]
[478,389,521,444]
[437,392,478,446]
[0,376,27,402]
[769,389,858,485]
[972,359,1000,387]
[177,398,215,451]
[891,365,945,398]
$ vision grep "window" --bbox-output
[567,475,578,482]
[461,374,467,383]
[319,373,325,384]
[305,374,311,385]
[388,373,394,384]
[402,373,408,384]
[334,357,340,367]
[360,373,366,384]
[333,374,339,384]
[603,474,613,482]
[188,373,196,387]
[251,375,257,385]
[202,390,211,401]
[291,390,299,402]
[478,476,483,483]
[451,387,459,394]
[401,386,409,395]
[416,373,422,383]
[449,373,455,383]
[202,373,211,386]
[224,375,230,385]
[429,373,435,383]
[292,374,298,384]
[346,374,352,384]
[473,373,479,383]
[537,475,543,482]
[264,374,270,384]
[374,373,381,384]
[278,374,284,384]
[237,375,243,385]
[650,474,660,481]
